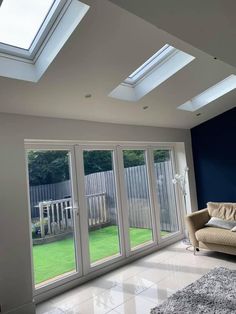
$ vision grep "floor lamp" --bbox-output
[172,166,191,245]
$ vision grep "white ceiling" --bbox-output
[0,0,235,129]
[108,0,236,69]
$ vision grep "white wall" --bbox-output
[0,113,197,313]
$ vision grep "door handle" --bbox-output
[72,202,79,216]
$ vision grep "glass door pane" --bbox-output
[153,149,179,237]
[27,149,79,288]
[122,149,154,250]
[82,150,122,266]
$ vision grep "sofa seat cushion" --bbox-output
[195,227,236,247]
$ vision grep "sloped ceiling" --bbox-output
[108,0,236,69]
[0,0,235,129]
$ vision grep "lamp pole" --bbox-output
[172,166,190,245]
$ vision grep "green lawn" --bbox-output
[33,226,168,284]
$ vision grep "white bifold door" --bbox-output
[26,144,181,293]
[26,146,82,290]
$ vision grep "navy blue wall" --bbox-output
[191,107,236,209]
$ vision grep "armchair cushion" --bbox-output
[207,202,236,221]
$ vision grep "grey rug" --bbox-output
[151,267,236,314]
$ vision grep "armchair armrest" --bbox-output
[185,209,210,247]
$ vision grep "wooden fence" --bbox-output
[38,198,72,238]
[30,161,179,234]
[30,180,71,218]
[86,192,108,229]
[37,193,107,238]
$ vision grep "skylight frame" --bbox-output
[123,44,175,86]
[109,44,195,102]
[178,75,236,112]
[0,0,68,61]
[0,0,89,82]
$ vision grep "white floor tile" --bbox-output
[61,297,114,314]
[137,282,174,305]
[153,271,201,292]
[113,295,156,314]
[36,302,64,314]
[136,265,174,284]
[51,277,116,310]
[36,241,236,314]
[120,275,154,295]
[94,285,133,309]
[101,264,145,285]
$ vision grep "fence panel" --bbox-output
[30,180,71,218]
[36,193,108,238]
[124,164,152,229]
[155,161,179,232]
[30,161,178,232]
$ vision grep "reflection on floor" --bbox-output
[36,241,236,314]
[34,226,158,285]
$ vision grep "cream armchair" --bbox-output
[185,203,236,256]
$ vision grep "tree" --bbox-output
[83,151,112,175]
[153,150,170,163]
[123,150,170,168]
[123,150,145,168]
[28,151,70,186]
[27,149,170,186]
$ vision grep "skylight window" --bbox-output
[178,75,236,112]
[0,0,89,82]
[109,44,195,102]
[0,0,55,50]
[0,0,67,59]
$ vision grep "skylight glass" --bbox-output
[0,0,55,50]
[178,75,236,112]
[124,44,175,85]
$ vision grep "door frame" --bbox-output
[116,145,159,257]
[148,145,183,244]
[75,144,126,275]
[25,141,186,298]
[25,143,83,296]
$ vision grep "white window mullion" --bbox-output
[146,147,160,245]
[74,145,90,276]
[116,146,131,257]
[112,147,127,260]
[70,146,84,276]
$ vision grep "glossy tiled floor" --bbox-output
[36,242,236,314]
